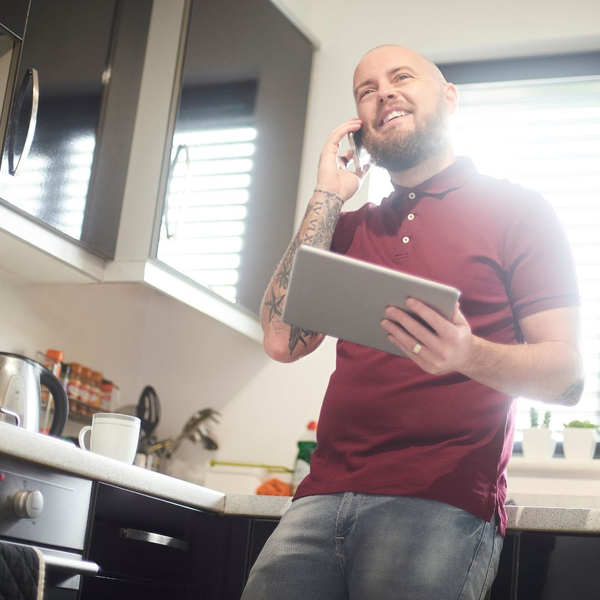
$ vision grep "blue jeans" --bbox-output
[241,493,503,600]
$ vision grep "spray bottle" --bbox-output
[291,420,317,493]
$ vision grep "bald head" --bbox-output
[353,45,447,99]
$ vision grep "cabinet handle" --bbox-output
[42,554,100,577]
[118,527,189,551]
[163,143,191,239]
[7,68,40,175]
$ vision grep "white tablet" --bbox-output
[282,245,461,357]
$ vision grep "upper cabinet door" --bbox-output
[155,0,314,315]
[0,1,28,160]
[0,0,30,40]
[0,0,117,247]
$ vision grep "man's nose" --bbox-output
[378,89,397,102]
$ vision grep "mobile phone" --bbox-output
[348,129,364,171]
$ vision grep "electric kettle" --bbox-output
[0,352,69,437]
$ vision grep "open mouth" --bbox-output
[379,110,411,127]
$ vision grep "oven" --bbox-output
[0,454,99,599]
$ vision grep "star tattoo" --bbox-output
[264,289,285,322]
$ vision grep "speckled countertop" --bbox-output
[2,423,600,533]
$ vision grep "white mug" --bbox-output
[79,413,141,464]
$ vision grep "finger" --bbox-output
[325,118,362,149]
[381,319,428,360]
[405,298,453,335]
[337,155,349,169]
[337,149,355,169]
[384,306,439,349]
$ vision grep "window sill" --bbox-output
[508,455,600,479]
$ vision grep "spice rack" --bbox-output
[38,350,120,428]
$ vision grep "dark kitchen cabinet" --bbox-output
[489,531,600,600]
[0,0,152,259]
[82,482,225,599]
[216,517,279,599]
[81,482,281,600]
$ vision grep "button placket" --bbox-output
[397,191,417,252]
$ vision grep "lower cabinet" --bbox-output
[86,487,600,600]
[80,482,279,600]
[81,483,224,599]
[491,531,600,600]
[215,516,279,600]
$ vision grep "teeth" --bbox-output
[382,110,408,125]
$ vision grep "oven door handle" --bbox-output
[42,553,100,577]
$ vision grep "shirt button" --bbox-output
[407,213,415,220]
[402,236,410,244]
[408,192,416,200]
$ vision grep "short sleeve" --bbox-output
[503,188,580,321]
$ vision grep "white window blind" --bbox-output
[157,126,257,304]
[368,75,600,436]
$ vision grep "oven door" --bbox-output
[0,540,99,600]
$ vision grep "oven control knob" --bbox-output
[13,490,44,519]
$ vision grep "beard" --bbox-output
[363,102,450,172]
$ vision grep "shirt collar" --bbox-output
[387,156,477,205]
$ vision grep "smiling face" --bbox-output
[353,46,458,173]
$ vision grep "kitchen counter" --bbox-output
[0,423,225,513]
[2,423,600,533]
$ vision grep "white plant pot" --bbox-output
[563,428,598,460]
[522,428,556,460]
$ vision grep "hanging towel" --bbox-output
[0,542,45,600]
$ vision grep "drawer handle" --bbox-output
[118,528,188,551]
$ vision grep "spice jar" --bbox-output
[100,379,117,412]
[80,368,94,416]
[67,363,83,414]
[90,371,103,409]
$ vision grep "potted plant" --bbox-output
[562,420,599,460]
[522,408,556,460]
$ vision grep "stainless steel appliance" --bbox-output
[0,454,99,599]
[0,352,69,436]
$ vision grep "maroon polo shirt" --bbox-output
[294,157,580,535]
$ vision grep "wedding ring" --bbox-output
[412,343,422,355]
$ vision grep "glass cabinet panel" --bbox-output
[0,0,116,242]
[156,0,313,315]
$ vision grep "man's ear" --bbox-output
[445,83,459,115]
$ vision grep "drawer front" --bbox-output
[87,483,221,591]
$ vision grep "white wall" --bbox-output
[2,0,599,489]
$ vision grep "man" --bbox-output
[244,45,583,600]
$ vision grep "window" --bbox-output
[368,53,600,437]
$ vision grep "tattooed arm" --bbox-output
[261,119,369,362]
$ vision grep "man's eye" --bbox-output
[395,74,410,81]
[360,89,374,99]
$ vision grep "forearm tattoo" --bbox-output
[263,189,343,354]
[289,326,319,354]
[552,378,586,406]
